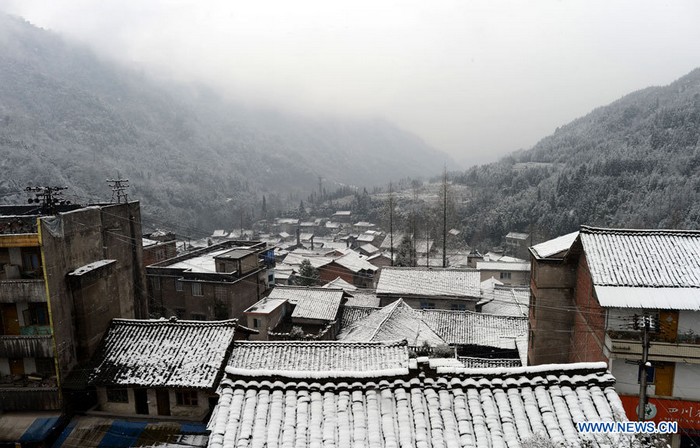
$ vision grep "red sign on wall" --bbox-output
[620,395,700,430]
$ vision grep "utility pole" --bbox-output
[635,313,656,421]
[106,176,129,203]
[388,182,394,266]
[25,186,70,215]
[442,168,448,268]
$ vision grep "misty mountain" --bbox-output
[453,67,700,246]
[0,14,450,232]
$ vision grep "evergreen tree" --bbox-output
[295,259,319,286]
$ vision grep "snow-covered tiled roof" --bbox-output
[339,305,379,328]
[479,286,530,317]
[376,267,481,298]
[530,231,579,259]
[339,300,446,347]
[208,361,626,448]
[338,300,528,349]
[322,276,357,291]
[267,286,345,321]
[344,290,381,307]
[356,234,376,243]
[506,231,529,240]
[334,251,378,273]
[225,340,409,378]
[359,243,379,254]
[580,226,700,309]
[89,318,237,389]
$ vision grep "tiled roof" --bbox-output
[421,308,527,348]
[479,286,530,317]
[268,286,345,321]
[344,290,381,307]
[339,305,379,328]
[89,319,237,389]
[530,231,579,259]
[579,226,700,309]
[338,300,528,350]
[208,362,626,448]
[225,340,409,378]
[457,356,523,368]
[339,300,445,347]
[334,251,378,273]
[322,276,357,291]
[580,226,700,287]
[506,231,529,240]
[376,267,481,298]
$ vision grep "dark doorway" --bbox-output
[134,388,149,415]
[156,390,171,416]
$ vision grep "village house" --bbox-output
[504,231,531,259]
[146,240,273,321]
[0,201,147,446]
[476,260,531,286]
[142,231,177,266]
[244,286,348,340]
[529,226,700,447]
[208,340,630,448]
[337,299,528,366]
[375,267,481,310]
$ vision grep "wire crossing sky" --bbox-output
[2,0,699,166]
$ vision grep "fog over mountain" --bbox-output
[0,14,450,231]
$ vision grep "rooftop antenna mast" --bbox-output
[106,175,129,203]
[25,186,70,215]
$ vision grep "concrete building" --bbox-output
[146,240,273,321]
[0,202,146,415]
[529,227,700,447]
[476,260,530,286]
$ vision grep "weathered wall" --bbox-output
[568,254,607,363]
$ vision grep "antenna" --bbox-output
[106,176,129,203]
[25,186,70,215]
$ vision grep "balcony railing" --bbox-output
[0,334,53,358]
[606,331,700,363]
[0,388,60,411]
[0,279,47,303]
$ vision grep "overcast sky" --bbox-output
[1,0,699,166]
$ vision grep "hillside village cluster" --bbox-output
[0,200,699,447]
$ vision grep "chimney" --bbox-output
[296,227,301,247]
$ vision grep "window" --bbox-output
[638,364,655,384]
[450,303,467,311]
[253,318,261,328]
[420,301,436,310]
[25,303,50,325]
[175,390,198,406]
[175,280,183,292]
[218,263,226,272]
[191,313,206,321]
[35,357,55,376]
[150,277,161,291]
[106,387,129,403]
[215,285,227,300]
[192,283,203,296]
[499,272,512,280]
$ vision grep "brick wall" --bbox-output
[569,253,607,363]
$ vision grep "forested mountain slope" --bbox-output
[454,68,700,245]
[0,14,449,231]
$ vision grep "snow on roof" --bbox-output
[215,248,254,260]
[356,233,376,242]
[359,243,379,254]
[344,290,381,307]
[212,229,229,238]
[479,286,530,317]
[354,221,374,227]
[165,247,237,273]
[280,252,334,269]
[208,362,625,448]
[322,276,357,291]
[277,218,299,225]
[475,261,530,271]
[333,210,352,216]
[421,307,528,348]
[89,318,237,389]
[376,267,480,298]
[291,291,344,321]
[339,305,379,328]
[338,299,527,349]
[225,340,409,378]
[142,238,158,247]
[580,226,700,309]
[338,300,445,346]
[506,231,529,240]
[530,231,579,259]
[334,251,378,273]
[68,259,116,277]
[244,297,287,314]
